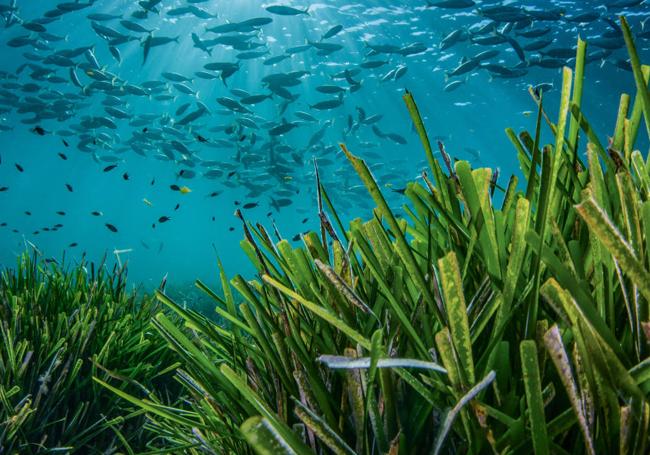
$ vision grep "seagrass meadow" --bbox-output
[5,15,650,454]
[0,253,182,452]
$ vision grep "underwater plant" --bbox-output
[89,16,650,454]
[0,253,180,453]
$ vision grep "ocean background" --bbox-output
[0,0,648,301]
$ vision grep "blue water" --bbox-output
[0,0,648,293]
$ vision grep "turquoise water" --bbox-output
[0,0,648,291]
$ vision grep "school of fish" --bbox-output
[0,0,648,267]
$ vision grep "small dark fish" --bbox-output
[292,234,300,241]
[158,216,171,223]
[91,211,103,216]
[0,187,8,192]
[151,177,156,186]
[103,164,118,172]
[65,183,73,192]
[32,126,47,135]
[196,134,208,142]
[266,5,309,15]
[386,133,407,145]
[25,211,31,216]
[58,152,67,160]
[122,172,129,180]
[321,24,343,40]
[62,139,69,147]
[229,226,235,231]
[56,211,66,216]
[227,171,236,178]
[15,163,23,172]
[170,184,180,191]
[69,242,78,247]
[174,203,180,211]
[302,218,308,223]
[105,223,118,233]
[243,202,258,209]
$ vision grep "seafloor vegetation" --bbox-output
[4,17,650,454]
[0,253,181,452]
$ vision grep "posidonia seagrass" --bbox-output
[8,15,650,455]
